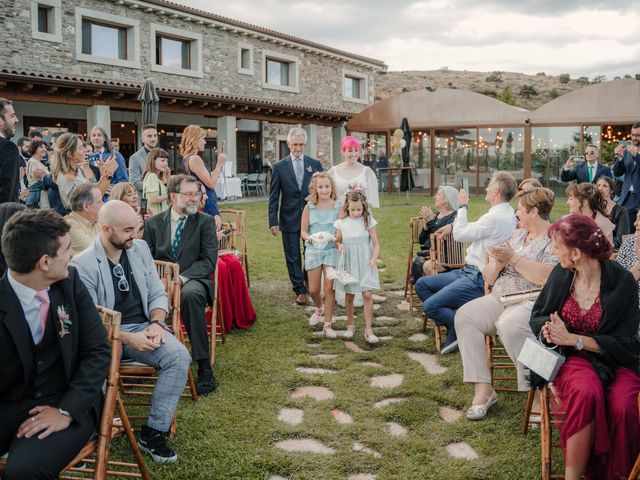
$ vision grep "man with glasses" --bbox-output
[71,200,190,463]
[144,174,218,396]
[614,122,640,231]
[561,144,612,184]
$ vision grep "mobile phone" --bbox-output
[461,177,469,192]
[85,153,100,166]
[573,155,585,163]
[139,198,148,216]
[619,140,631,148]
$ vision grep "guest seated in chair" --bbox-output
[0,210,110,479]
[530,214,640,480]
[143,174,218,396]
[410,185,458,284]
[616,211,640,313]
[64,184,103,254]
[455,187,557,420]
[415,171,517,354]
[71,200,190,463]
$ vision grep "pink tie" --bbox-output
[35,290,50,344]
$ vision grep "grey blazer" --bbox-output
[70,236,168,318]
[128,147,148,197]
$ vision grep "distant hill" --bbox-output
[374,69,638,110]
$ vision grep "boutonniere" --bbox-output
[306,165,313,173]
[57,305,72,338]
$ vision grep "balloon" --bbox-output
[393,129,404,140]
[400,139,407,148]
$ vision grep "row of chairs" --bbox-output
[403,215,640,479]
[236,173,267,196]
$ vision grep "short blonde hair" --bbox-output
[516,187,555,220]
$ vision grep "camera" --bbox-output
[572,155,585,163]
[85,153,100,166]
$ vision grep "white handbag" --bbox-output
[499,288,542,307]
[325,252,358,287]
[517,334,565,382]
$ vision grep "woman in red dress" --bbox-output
[530,214,640,480]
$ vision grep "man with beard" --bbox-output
[0,98,21,203]
[143,175,218,395]
[129,124,158,200]
[71,200,190,463]
[613,121,640,232]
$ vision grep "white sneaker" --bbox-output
[365,332,380,344]
[323,324,337,339]
[309,310,324,326]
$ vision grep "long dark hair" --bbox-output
[342,190,372,229]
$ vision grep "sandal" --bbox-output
[343,324,355,339]
[309,308,324,326]
[466,391,498,420]
[323,321,337,339]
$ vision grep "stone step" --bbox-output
[277,408,304,426]
[275,439,335,455]
[290,386,334,401]
[406,351,448,375]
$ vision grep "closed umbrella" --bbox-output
[138,78,159,127]
[400,117,414,191]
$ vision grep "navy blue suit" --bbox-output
[613,150,640,230]
[268,155,323,295]
[560,162,612,184]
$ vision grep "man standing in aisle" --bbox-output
[0,98,21,204]
[613,122,640,230]
[129,125,159,200]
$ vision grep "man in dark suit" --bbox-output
[560,144,612,184]
[0,97,21,204]
[268,127,323,305]
[613,122,640,231]
[0,209,110,479]
[143,174,218,395]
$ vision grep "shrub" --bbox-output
[559,73,570,84]
[519,85,539,99]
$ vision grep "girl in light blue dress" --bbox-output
[300,173,340,332]
[334,189,381,344]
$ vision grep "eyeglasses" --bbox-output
[177,191,203,198]
[112,264,130,292]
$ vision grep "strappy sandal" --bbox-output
[323,321,337,339]
[466,391,498,421]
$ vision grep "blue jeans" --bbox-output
[414,268,484,344]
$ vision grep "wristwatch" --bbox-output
[575,335,584,351]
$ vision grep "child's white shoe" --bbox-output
[364,331,379,344]
[343,325,355,339]
[323,322,337,339]
[309,307,324,326]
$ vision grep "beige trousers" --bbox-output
[455,294,535,391]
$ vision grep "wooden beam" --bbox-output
[114,92,125,99]
[22,83,33,91]
[93,89,103,97]
[71,88,81,95]
[200,101,209,107]
[168,98,177,104]
[184,99,193,106]
[47,86,58,94]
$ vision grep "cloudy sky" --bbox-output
[181,0,640,77]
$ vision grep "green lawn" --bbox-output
[123,194,569,480]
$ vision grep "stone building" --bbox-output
[0,0,386,172]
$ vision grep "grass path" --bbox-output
[135,196,569,479]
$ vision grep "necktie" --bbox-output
[172,216,186,256]
[588,165,593,182]
[34,290,50,344]
[294,158,304,188]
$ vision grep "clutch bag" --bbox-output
[517,335,565,382]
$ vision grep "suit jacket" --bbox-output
[0,268,110,422]
[560,162,612,184]
[128,146,148,197]
[70,237,168,318]
[268,155,323,232]
[143,209,218,294]
[0,137,20,203]
[613,151,640,207]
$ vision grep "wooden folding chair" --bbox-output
[628,392,640,480]
[208,264,225,365]
[219,209,250,287]
[539,383,567,480]
[403,216,424,311]
[420,230,467,349]
[118,261,198,438]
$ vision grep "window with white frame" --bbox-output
[342,69,368,104]
[262,50,299,93]
[31,0,62,43]
[238,43,254,75]
[75,7,140,69]
[150,24,202,78]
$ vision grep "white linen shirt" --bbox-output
[7,270,48,343]
[453,202,516,271]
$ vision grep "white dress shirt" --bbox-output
[7,270,49,343]
[453,202,516,271]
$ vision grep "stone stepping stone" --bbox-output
[439,406,463,423]
[349,475,377,480]
[386,422,408,437]
[445,442,479,460]
[291,386,334,401]
[312,331,326,337]
[390,290,405,297]
[396,301,411,311]
[278,408,304,426]
[406,351,447,375]
[333,315,349,321]
[344,341,365,353]
[371,374,403,388]
[311,354,339,360]
[373,304,381,310]
[353,442,382,458]
[378,335,393,341]
[360,361,383,368]
[275,439,335,455]
[372,294,387,302]
[296,367,337,375]
[373,397,407,409]
[269,476,289,480]
[373,316,400,326]
[305,306,316,313]
[408,333,428,342]
[331,409,353,424]
[307,343,320,348]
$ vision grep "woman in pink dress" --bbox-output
[530,214,640,480]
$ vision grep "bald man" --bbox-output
[70,200,190,464]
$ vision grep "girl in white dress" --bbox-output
[328,136,379,209]
[334,189,381,343]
